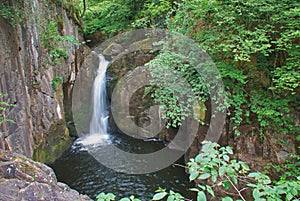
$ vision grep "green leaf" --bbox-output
[206,185,215,197]
[262,178,271,185]
[253,189,261,199]
[248,172,260,178]
[96,192,105,198]
[189,171,199,181]
[201,142,212,153]
[198,173,211,180]
[286,192,293,200]
[231,176,238,184]
[222,197,233,201]
[211,174,217,183]
[219,167,226,176]
[241,163,250,171]
[223,155,230,162]
[223,181,231,190]
[197,191,206,201]
[198,184,206,190]
[166,195,174,201]
[152,192,168,200]
[195,154,203,162]
[189,188,200,192]
[120,198,130,201]
[226,146,233,155]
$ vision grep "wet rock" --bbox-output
[105,38,162,139]
[0,149,91,201]
[103,43,124,59]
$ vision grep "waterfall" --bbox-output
[89,54,109,135]
[75,54,110,147]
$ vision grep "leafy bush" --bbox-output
[96,141,300,201]
[166,0,300,136]
[82,0,173,36]
[145,48,209,128]
[131,0,172,28]
[83,1,132,36]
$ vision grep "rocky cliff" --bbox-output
[0,149,91,201]
[0,0,84,163]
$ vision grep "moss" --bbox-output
[33,122,72,163]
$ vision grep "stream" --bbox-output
[51,54,193,200]
[51,134,193,200]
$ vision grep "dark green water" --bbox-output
[51,132,194,200]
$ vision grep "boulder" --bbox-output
[0,149,91,201]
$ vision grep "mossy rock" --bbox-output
[33,122,71,163]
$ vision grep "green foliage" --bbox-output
[0,0,24,25]
[249,90,297,136]
[188,141,300,201]
[96,192,116,201]
[272,46,300,93]
[166,0,300,136]
[0,2,16,21]
[96,192,141,201]
[0,93,15,125]
[40,20,77,65]
[83,1,132,36]
[187,141,250,200]
[96,141,300,201]
[131,0,172,28]
[152,188,185,201]
[247,172,300,201]
[271,154,300,181]
[52,76,63,91]
[145,46,209,128]
[83,0,173,36]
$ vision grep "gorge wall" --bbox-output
[0,0,84,163]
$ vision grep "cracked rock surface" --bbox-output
[0,149,92,201]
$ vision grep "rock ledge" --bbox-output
[0,149,91,201]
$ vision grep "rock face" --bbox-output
[0,0,84,163]
[0,149,91,201]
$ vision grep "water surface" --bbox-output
[51,133,194,200]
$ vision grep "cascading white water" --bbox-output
[75,54,110,146]
[90,54,109,135]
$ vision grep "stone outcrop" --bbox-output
[0,0,85,163]
[0,149,91,201]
